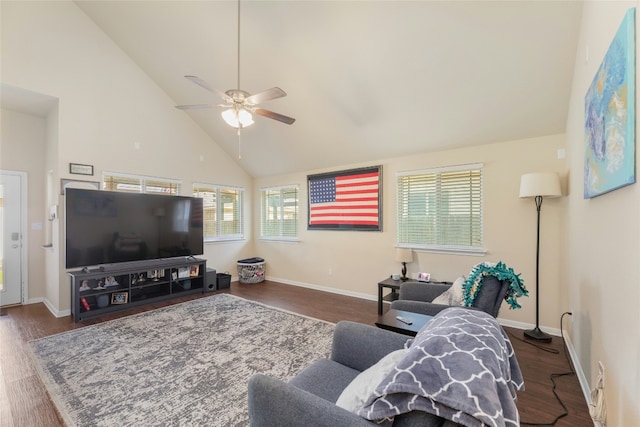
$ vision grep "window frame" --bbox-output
[102,171,181,195]
[259,185,300,242]
[396,163,485,256]
[193,183,244,242]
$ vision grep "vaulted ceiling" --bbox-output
[72,1,582,177]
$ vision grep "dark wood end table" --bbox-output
[378,277,404,314]
[377,277,454,315]
[375,309,434,336]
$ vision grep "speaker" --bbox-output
[205,268,217,292]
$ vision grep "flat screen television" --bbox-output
[65,188,204,269]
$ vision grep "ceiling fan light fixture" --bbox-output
[221,107,254,128]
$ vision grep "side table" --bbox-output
[378,277,454,314]
[378,277,403,315]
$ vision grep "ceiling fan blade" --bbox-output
[245,87,287,105]
[184,75,232,103]
[254,108,296,125]
[175,104,219,110]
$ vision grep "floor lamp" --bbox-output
[519,172,561,342]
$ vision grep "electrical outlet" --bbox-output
[328,268,333,276]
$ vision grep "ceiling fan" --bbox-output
[176,76,295,127]
[175,0,295,139]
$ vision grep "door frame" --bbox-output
[1,170,28,305]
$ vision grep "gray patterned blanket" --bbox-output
[357,307,524,427]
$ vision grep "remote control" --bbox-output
[396,316,412,325]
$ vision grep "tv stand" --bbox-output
[97,257,193,272]
[70,257,206,322]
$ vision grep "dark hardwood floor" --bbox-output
[0,280,592,426]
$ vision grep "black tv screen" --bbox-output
[65,188,204,269]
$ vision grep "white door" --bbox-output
[0,173,23,306]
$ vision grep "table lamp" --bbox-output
[395,248,413,281]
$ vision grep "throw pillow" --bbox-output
[335,349,408,412]
[431,275,465,306]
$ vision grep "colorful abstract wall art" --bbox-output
[584,8,636,199]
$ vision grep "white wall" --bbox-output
[565,2,639,426]
[1,1,255,313]
[255,133,568,329]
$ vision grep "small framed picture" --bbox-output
[111,292,128,304]
[69,163,94,176]
[171,271,178,280]
[177,267,189,279]
[417,272,431,282]
[189,265,200,277]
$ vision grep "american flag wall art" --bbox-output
[307,166,382,231]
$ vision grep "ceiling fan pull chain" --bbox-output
[237,125,242,159]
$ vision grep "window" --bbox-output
[193,183,243,241]
[396,164,483,254]
[103,172,181,194]
[260,186,299,240]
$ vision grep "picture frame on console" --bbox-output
[189,265,199,277]
[177,267,189,279]
[111,292,128,305]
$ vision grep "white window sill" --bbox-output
[204,237,245,244]
[404,246,487,257]
[258,237,300,244]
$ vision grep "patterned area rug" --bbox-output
[29,294,335,426]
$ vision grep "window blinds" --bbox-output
[260,186,298,239]
[397,164,482,252]
[193,184,243,241]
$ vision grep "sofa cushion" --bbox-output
[471,275,502,311]
[431,276,465,306]
[335,349,408,412]
[289,358,360,403]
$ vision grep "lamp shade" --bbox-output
[395,248,413,263]
[221,108,254,128]
[519,172,562,198]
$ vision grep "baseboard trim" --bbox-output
[27,296,44,305]
[28,297,71,318]
[562,332,592,405]
[497,318,561,337]
[265,276,378,302]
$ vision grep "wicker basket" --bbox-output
[237,258,265,284]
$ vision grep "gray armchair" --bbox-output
[248,321,458,427]
[390,275,510,317]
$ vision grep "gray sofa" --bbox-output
[390,275,510,317]
[248,320,460,427]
